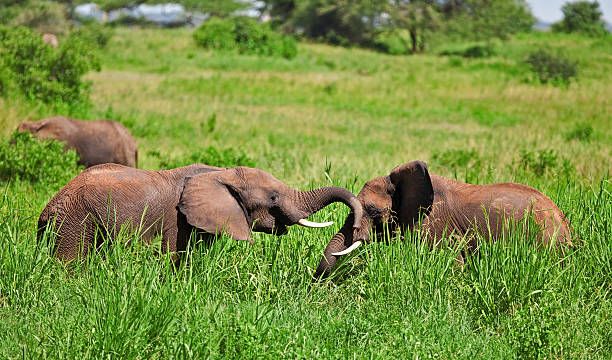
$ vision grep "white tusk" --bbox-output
[331,241,362,256]
[297,219,334,228]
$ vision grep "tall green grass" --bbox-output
[0,28,611,358]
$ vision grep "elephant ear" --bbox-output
[389,161,434,229]
[178,169,252,242]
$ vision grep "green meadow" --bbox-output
[0,28,611,358]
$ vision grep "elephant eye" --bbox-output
[365,205,382,219]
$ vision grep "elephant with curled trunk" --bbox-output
[18,116,138,168]
[38,163,363,262]
[315,161,573,278]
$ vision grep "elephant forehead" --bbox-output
[359,177,391,203]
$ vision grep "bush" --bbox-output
[0,131,82,185]
[152,146,256,170]
[525,49,578,85]
[72,22,114,49]
[373,30,411,55]
[440,44,495,58]
[193,17,298,59]
[0,25,100,104]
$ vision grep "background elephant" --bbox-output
[39,163,363,262]
[17,116,138,168]
[315,161,573,278]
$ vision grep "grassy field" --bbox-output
[0,28,611,358]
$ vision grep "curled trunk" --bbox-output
[314,214,356,279]
[295,187,363,229]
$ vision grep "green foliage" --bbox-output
[193,17,298,59]
[72,22,114,49]
[373,29,411,55]
[442,0,535,41]
[525,49,578,85]
[507,299,563,359]
[0,0,71,35]
[0,25,100,104]
[440,44,495,58]
[552,1,608,37]
[151,146,256,170]
[517,148,573,178]
[0,131,82,185]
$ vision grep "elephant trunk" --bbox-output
[314,214,355,278]
[294,187,363,230]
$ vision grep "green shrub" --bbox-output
[193,17,298,59]
[439,44,495,58]
[0,25,100,104]
[0,131,82,185]
[72,22,114,49]
[373,30,411,55]
[152,146,256,170]
[525,49,578,85]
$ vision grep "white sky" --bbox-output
[526,0,612,23]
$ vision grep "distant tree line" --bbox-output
[0,0,607,53]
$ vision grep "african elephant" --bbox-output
[38,163,363,262]
[17,116,138,168]
[315,161,573,278]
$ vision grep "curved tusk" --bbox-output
[297,219,334,228]
[331,241,362,256]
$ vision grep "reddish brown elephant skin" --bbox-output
[315,161,573,278]
[38,163,363,262]
[18,116,138,168]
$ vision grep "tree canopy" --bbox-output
[552,1,608,37]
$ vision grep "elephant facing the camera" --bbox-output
[39,163,363,262]
[315,161,573,278]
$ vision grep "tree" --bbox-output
[388,0,441,53]
[440,0,535,40]
[552,1,607,37]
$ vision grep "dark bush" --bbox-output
[152,146,256,170]
[72,22,114,49]
[193,17,298,59]
[0,25,100,104]
[0,131,82,185]
[440,44,495,58]
[525,49,578,85]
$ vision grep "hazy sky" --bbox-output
[526,0,612,23]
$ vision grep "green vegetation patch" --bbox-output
[0,25,100,104]
[0,131,82,185]
[193,16,298,59]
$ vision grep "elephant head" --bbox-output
[314,161,434,278]
[177,166,364,242]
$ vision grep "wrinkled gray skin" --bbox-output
[39,163,363,262]
[315,161,573,278]
[18,116,138,168]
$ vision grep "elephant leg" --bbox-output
[49,215,99,262]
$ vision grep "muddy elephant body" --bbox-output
[18,116,138,168]
[39,163,363,262]
[316,161,573,277]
